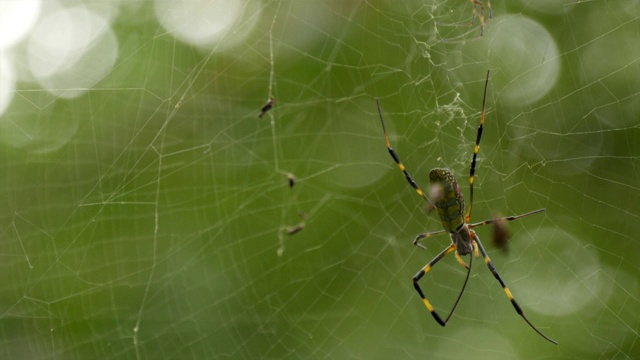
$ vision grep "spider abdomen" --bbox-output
[429,168,466,233]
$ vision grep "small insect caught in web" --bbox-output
[491,213,510,254]
[258,96,275,118]
[287,173,296,188]
[286,223,304,236]
[285,212,306,236]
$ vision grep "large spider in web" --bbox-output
[376,70,557,345]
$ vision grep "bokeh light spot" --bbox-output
[27,7,118,99]
[154,0,259,50]
[488,15,560,107]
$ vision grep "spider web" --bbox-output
[0,0,639,359]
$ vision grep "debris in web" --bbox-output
[258,96,275,118]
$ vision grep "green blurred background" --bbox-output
[1,0,639,359]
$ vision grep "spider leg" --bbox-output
[469,0,491,35]
[473,235,558,344]
[446,251,473,323]
[469,208,546,229]
[413,230,448,250]
[466,69,490,223]
[413,244,472,326]
[469,0,479,23]
[377,98,434,207]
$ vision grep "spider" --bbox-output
[470,0,492,36]
[376,70,557,345]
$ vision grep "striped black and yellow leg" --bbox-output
[466,69,490,223]
[474,236,559,345]
[454,251,470,270]
[413,244,473,326]
[377,98,434,207]
[413,245,455,326]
